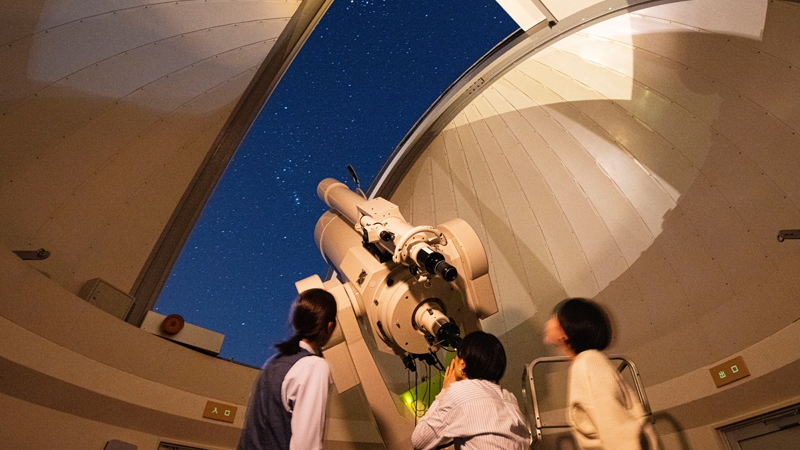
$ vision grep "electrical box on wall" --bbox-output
[78,278,135,320]
[140,311,224,355]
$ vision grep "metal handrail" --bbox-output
[521,355,653,442]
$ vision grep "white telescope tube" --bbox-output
[317,178,365,226]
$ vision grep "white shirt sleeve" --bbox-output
[282,347,331,450]
[411,387,452,450]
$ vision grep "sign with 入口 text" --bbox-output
[203,400,237,423]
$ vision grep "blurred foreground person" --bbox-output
[411,331,531,449]
[237,289,337,450]
[544,297,661,450]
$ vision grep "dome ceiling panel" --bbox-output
[757,1,800,66]
[628,242,692,334]
[410,151,435,227]
[463,101,544,329]
[1,21,282,113]
[519,58,702,200]
[621,46,724,126]
[454,84,597,299]
[448,108,539,332]
[543,0,606,22]
[427,136,460,225]
[654,209,730,319]
[489,85,658,266]
[0,0,307,294]
[604,11,800,131]
[468,90,631,293]
[710,93,800,203]
[498,68,671,260]
[387,2,800,384]
[437,124,495,250]
[462,96,574,305]
[32,72,255,293]
[0,69,240,237]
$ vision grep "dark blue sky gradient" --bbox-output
[155,1,517,367]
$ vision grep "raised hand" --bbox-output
[443,357,465,390]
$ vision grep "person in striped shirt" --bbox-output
[411,331,532,450]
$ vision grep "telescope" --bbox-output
[313,178,497,353]
[295,177,498,447]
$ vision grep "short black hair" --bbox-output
[556,298,612,353]
[457,331,507,383]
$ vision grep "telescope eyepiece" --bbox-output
[434,260,458,282]
[436,320,462,349]
[414,300,462,350]
[416,247,458,282]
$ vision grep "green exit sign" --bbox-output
[709,355,750,388]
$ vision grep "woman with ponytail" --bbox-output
[238,288,338,450]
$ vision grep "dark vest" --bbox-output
[237,348,314,450]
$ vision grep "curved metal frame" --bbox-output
[369,0,676,200]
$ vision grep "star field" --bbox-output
[155,0,517,367]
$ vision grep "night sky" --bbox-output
[155,0,517,367]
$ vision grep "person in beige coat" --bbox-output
[544,298,661,450]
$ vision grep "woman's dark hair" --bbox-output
[275,288,337,355]
[457,331,507,383]
[555,297,612,353]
